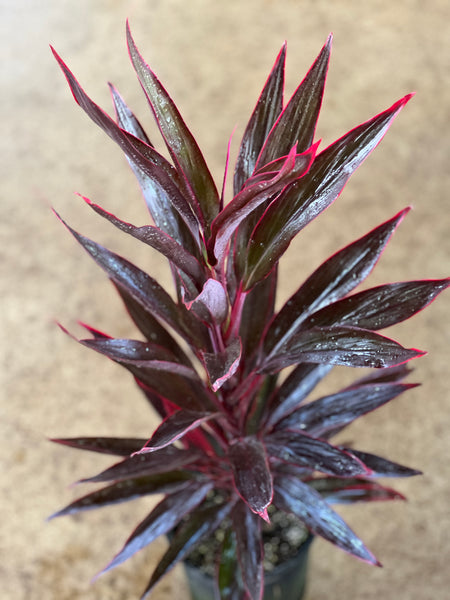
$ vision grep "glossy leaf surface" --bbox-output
[267,431,369,477]
[310,477,406,503]
[142,500,233,599]
[263,208,409,354]
[202,338,242,391]
[232,501,263,600]
[100,482,212,575]
[127,23,219,227]
[265,363,332,428]
[303,278,450,331]
[49,472,195,519]
[262,325,424,373]
[57,214,209,350]
[282,382,417,437]
[50,436,148,456]
[275,476,379,564]
[345,449,422,477]
[228,437,273,519]
[80,446,203,484]
[84,197,205,289]
[243,96,412,289]
[52,48,201,242]
[138,410,219,452]
[234,44,286,194]
[255,35,331,166]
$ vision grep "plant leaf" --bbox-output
[113,282,193,366]
[137,410,219,452]
[239,267,278,373]
[211,144,317,263]
[84,197,205,290]
[344,449,422,477]
[263,208,410,354]
[304,278,450,331]
[109,84,200,254]
[255,35,331,167]
[142,500,233,599]
[309,477,406,503]
[99,481,213,576]
[266,431,369,477]
[49,436,148,456]
[202,338,242,392]
[243,95,413,290]
[48,472,195,519]
[234,43,286,194]
[51,47,201,243]
[56,213,210,350]
[262,325,425,373]
[77,336,212,412]
[228,437,273,519]
[274,476,380,565]
[80,446,203,484]
[232,501,263,600]
[186,278,229,324]
[264,363,333,428]
[126,23,219,228]
[282,382,418,438]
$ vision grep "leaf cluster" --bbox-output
[50,24,449,599]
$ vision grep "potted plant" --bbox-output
[49,23,449,600]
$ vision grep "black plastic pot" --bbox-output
[184,534,314,600]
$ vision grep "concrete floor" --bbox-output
[2,1,449,598]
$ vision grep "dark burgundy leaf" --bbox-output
[56,213,210,350]
[262,325,425,373]
[344,449,422,477]
[228,437,273,519]
[266,431,369,477]
[126,23,220,228]
[304,278,450,331]
[264,363,332,428]
[84,197,205,289]
[142,499,233,599]
[232,501,263,600]
[113,282,193,367]
[239,268,278,372]
[49,436,148,457]
[72,333,213,412]
[243,95,413,290]
[137,410,219,452]
[211,144,317,263]
[109,85,200,254]
[309,477,406,503]
[99,481,213,575]
[283,382,418,438]
[108,82,152,145]
[255,35,331,167]
[234,44,286,194]
[51,47,201,242]
[80,446,203,484]
[274,476,379,564]
[79,336,179,363]
[186,278,229,324]
[48,472,195,520]
[202,338,242,392]
[263,208,409,354]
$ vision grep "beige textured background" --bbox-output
[2,0,449,598]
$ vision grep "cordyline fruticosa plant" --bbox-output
[49,23,449,600]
